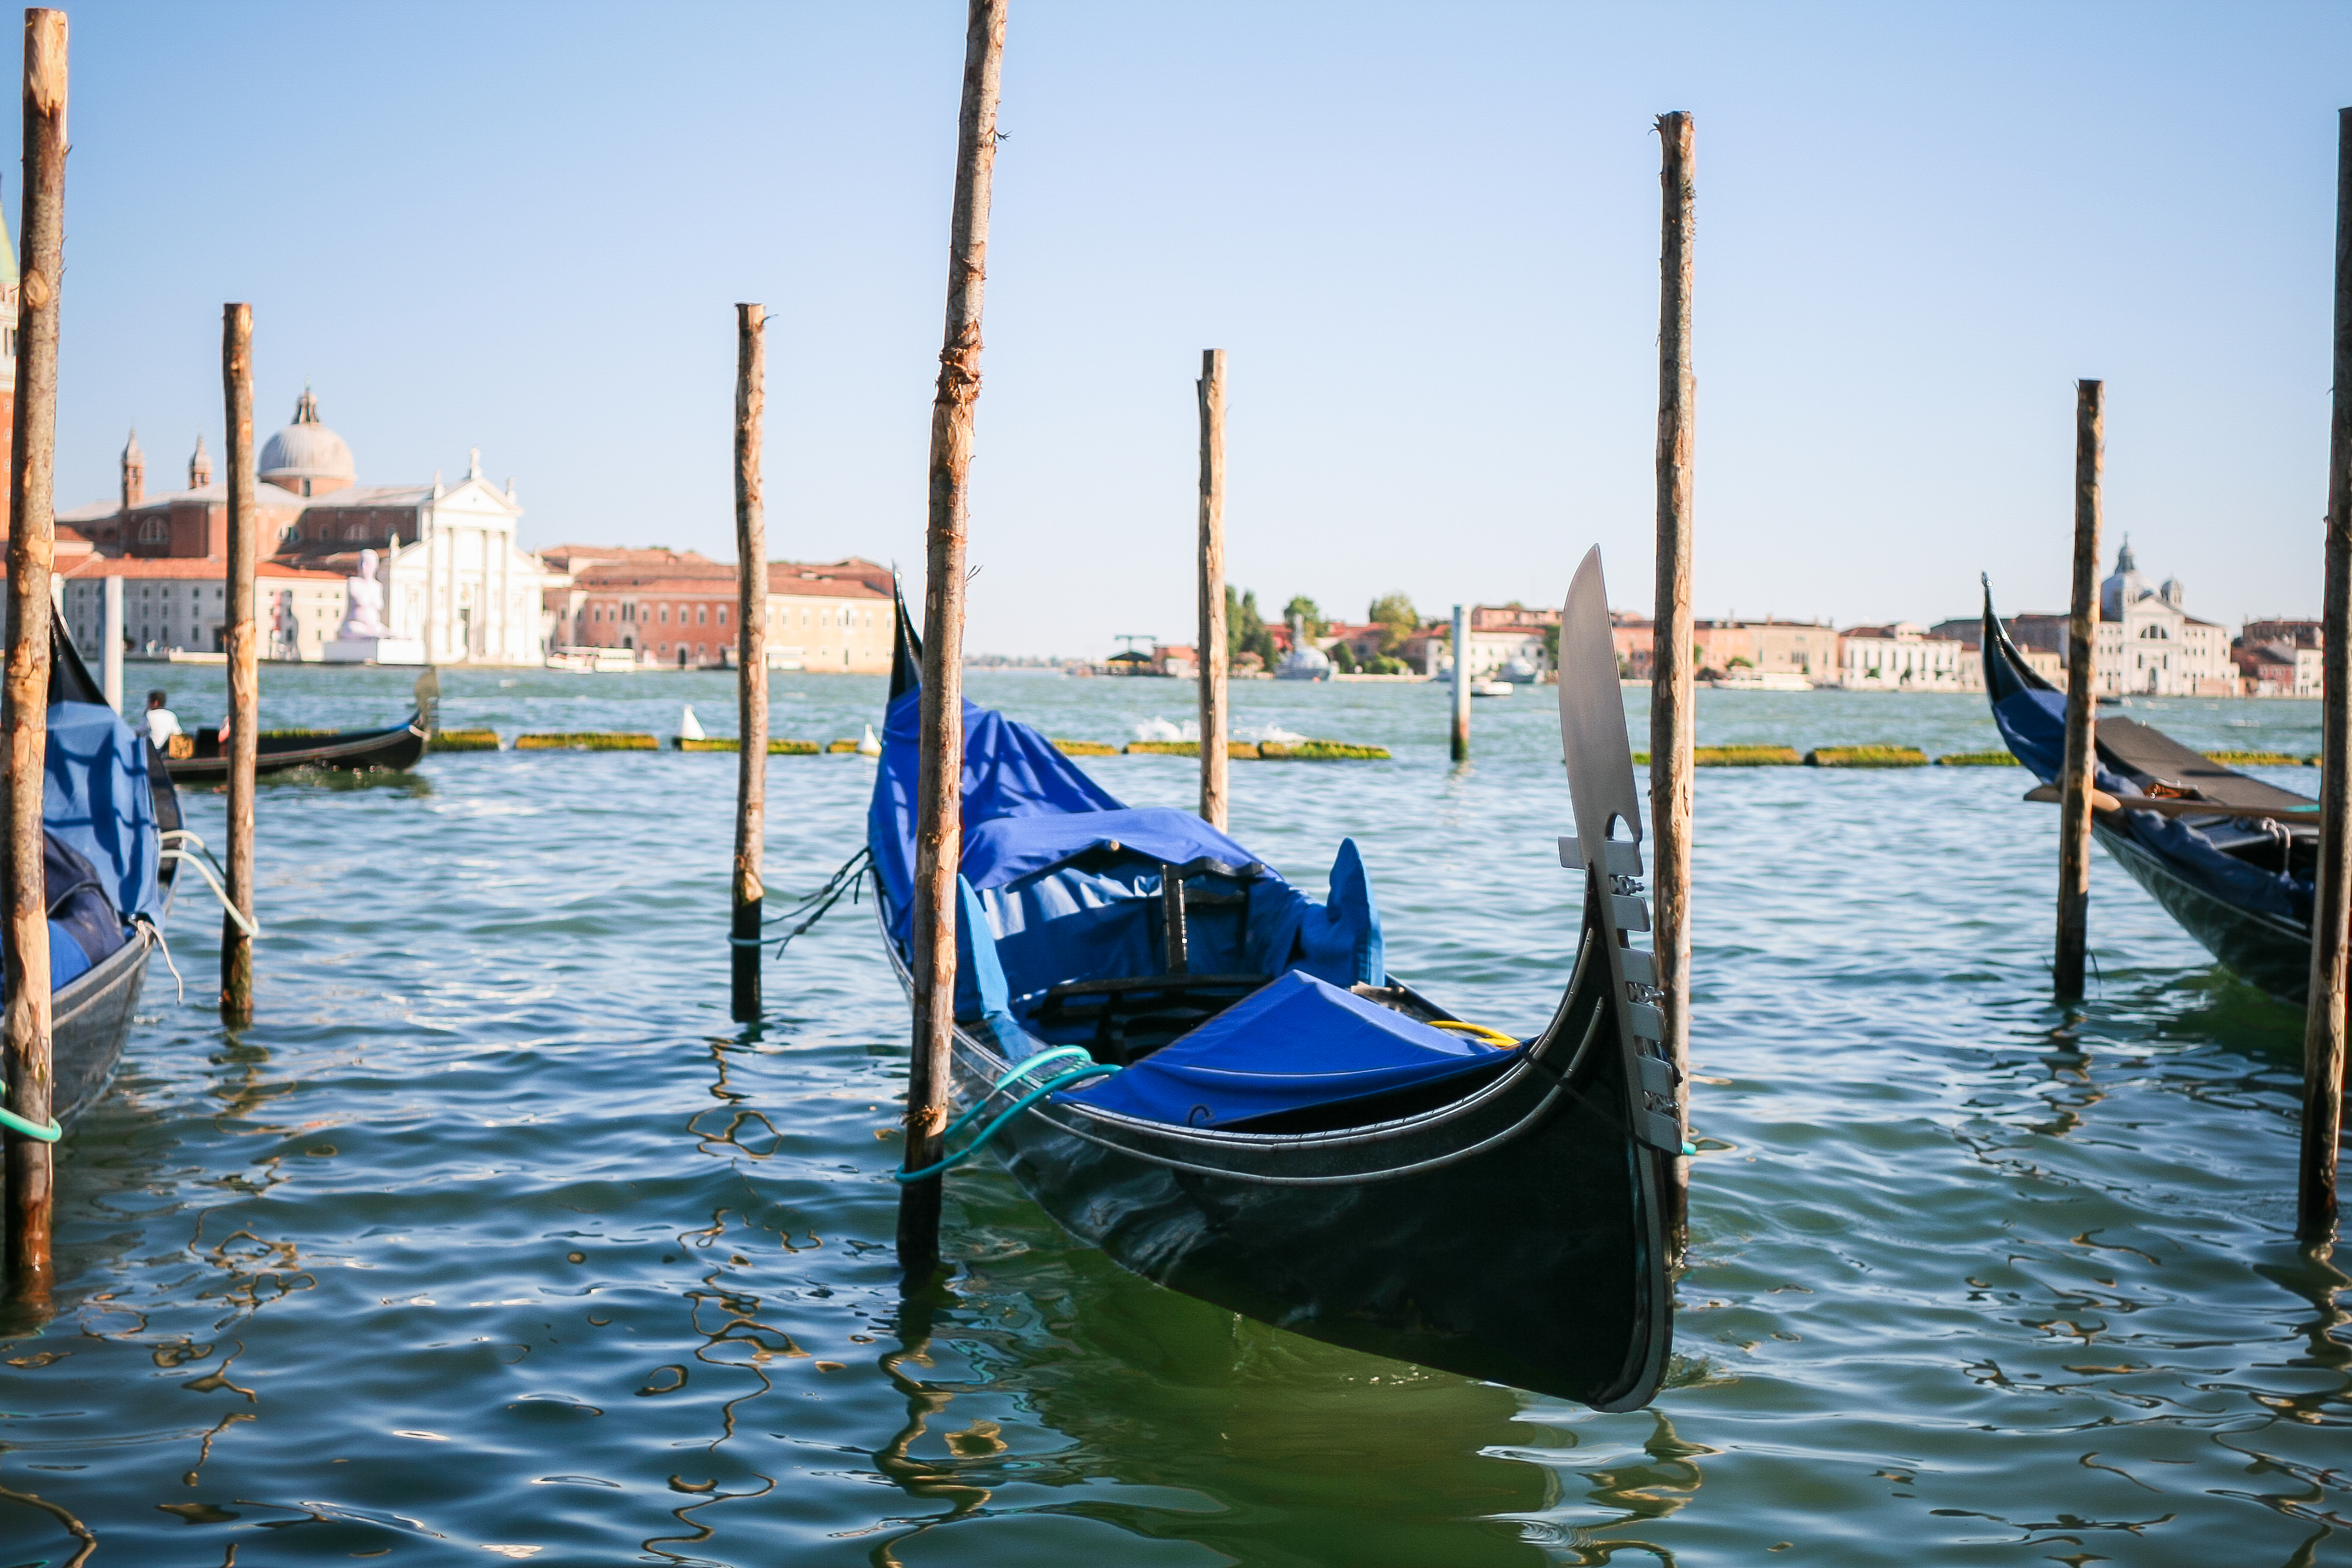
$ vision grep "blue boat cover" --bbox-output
[45,699,163,927]
[1058,970,1511,1129]
[874,687,1417,1127]
[869,690,1122,944]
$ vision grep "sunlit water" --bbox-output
[2,667,2344,1566]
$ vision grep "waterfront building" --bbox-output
[1692,616,1835,681]
[554,546,892,671]
[1835,622,1968,690]
[1610,612,1655,679]
[1402,605,1558,678]
[2235,619,2321,697]
[1930,546,2231,696]
[60,393,557,664]
[2092,541,2233,696]
[59,554,346,659]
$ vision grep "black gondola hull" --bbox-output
[2096,822,2311,1002]
[51,923,155,1126]
[882,883,1671,1411]
[165,718,425,783]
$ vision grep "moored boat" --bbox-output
[1979,584,2316,1002]
[864,549,1679,1409]
[160,669,437,783]
[31,631,175,1133]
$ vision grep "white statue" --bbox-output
[339,549,391,640]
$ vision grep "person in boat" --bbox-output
[143,690,181,750]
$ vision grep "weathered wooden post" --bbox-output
[2299,108,2352,1245]
[731,302,768,1023]
[1449,604,1469,761]
[1196,348,1227,830]
[899,0,1007,1284]
[2056,380,2103,1002]
[1651,109,1697,1235]
[220,304,258,1025]
[100,573,122,711]
[3,7,66,1304]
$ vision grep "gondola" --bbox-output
[161,669,437,783]
[864,549,1679,1410]
[34,630,175,1133]
[1980,584,2316,1002]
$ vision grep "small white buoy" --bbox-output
[857,724,881,757]
[680,704,706,742]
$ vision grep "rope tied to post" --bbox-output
[737,845,871,956]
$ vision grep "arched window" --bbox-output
[2138,623,2169,640]
[138,515,168,544]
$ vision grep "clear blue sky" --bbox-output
[35,2,2352,655]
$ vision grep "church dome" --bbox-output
[258,388,355,494]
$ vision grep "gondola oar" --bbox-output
[2020,782,2321,825]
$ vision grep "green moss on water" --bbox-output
[2203,750,2312,766]
[1628,746,1799,766]
[1122,738,1385,760]
[427,730,501,752]
[514,732,659,751]
[1256,740,1390,760]
[1935,751,2021,766]
[1053,739,1119,756]
[1807,745,1928,768]
[673,737,823,754]
[260,727,347,739]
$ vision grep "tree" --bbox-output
[1368,592,1417,654]
[1330,639,1357,673]
[1227,586,1279,671]
[1283,595,1325,639]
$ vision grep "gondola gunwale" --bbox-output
[871,874,1610,1172]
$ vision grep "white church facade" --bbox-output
[60,391,557,665]
[2093,540,2233,697]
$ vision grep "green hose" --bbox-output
[895,1047,1120,1184]
[0,1089,60,1143]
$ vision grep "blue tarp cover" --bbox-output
[1059,970,1510,1128]
[961,805,1259,891]
[45,699,163,926]
[869,690,1121,943]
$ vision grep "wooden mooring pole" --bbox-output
[2298,107,2352,1246]
[1651,109,1696,1237]
[1449,604,1469,761]
[1197,348,1227,830]
[2,7,65,1305]
[2055,381,2103,1002]
[898,0,1007,1285]
[220,304,257,1025]
[731,302,768,1023]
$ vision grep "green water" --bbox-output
[0,669,2341,1566]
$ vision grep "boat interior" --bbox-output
[2097,717,2319,878]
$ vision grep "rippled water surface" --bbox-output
[2,667,2345,1566]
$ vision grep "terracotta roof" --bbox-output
[766,574,887,600]
[59,555,343,581]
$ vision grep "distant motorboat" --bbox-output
[548,646,639,673]
[1498,656,1541,684]
[1471,678,1514,697]
[1711,671,1813,692]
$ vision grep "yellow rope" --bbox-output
[1428,1019,1519,1047]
